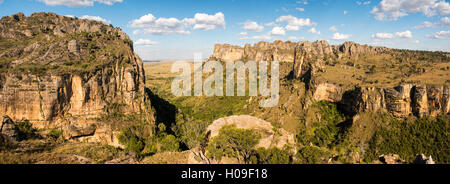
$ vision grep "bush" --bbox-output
[176,120,208,150]
[207,125,261,164]
[160,135,180,152]
[296,146,331,164]
[298,101,345,147]
[118,127,146,154]
[16,120,39,140]
[47,128,63,140]
[253,147,291,164]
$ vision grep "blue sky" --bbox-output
[0,0,449,60]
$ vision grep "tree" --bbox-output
[207,125,260,164]
[177,120,210,163]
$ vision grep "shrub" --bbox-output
[207,125,261,164]
[47,128,63,140]
[176,120,208,150]
[253,147,291,164]
[16,120,39,140]
[296,146,331,164]
[118,128,145,154]
[160,135,180,152]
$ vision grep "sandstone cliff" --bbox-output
[0,13,154,146]
[210,40,388,63]
[211,40,449,118]
[210,40,297,62]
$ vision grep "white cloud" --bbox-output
[264,22,277,27]
[243,21,264,32]
[182,12,226,30]
[371,30,413,39]
[276,15,316,31]
[329,26,338,32]
[308,27,321,35]
[296,8,305,12]
[395,30,413,38]
[332,32,352,40]
[240,32,248,36]
[130,12,225,35]
[428,30,450,39]
[414,16,450,28]
[371,0,450,21]
[357,1,371,5]
[37,0,122,7]
[297,0,308,5]
[134,39,159,46]
[270,27,286,36]
[80,15,111,24]
[344,10,348,15]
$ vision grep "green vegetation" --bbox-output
[47,128,63,140]
[252,147,291,164]
[365,115,449,163]
[16,120,39,140]
[118,122,181,157]
[206,125,261,164]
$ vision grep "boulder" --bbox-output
[0,116,19,141]
[206,115,295,150]
[414,154,435,164]
[378,154,406,164]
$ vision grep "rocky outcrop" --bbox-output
[210,40,387,64]
[0,13,154,146]
[0,116,19,141]
[378,154,406,164]
[206,115,295,150]
[313,83,343,103]
[414,154,435,164]
[210,40,297,62]
[339,84,449,117]
[293,41,388,81]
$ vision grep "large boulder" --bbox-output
[206,115,295,149]
[0,115,19,141]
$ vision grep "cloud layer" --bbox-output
[130,12,225,35]
[371,0,450,21]
[372,30,413,39]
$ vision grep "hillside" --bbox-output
[0,12,154,148]
[144,40,449,164]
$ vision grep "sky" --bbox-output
[0,0,450,60]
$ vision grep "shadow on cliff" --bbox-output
[145,88,177,134]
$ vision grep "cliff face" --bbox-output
[210,40,297,62]
[211,40,449,118]
[210,40,389,64]
[335,84,450,118]
[292,41,389,79]
[0,13,154,146]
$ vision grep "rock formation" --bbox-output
[211,40,448,118]
[206,115,295,150]
[0,116,19,141]
[414,154,435,164]
[210,40,297,62]
[0,13,154,146]
[338,84,449,118]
